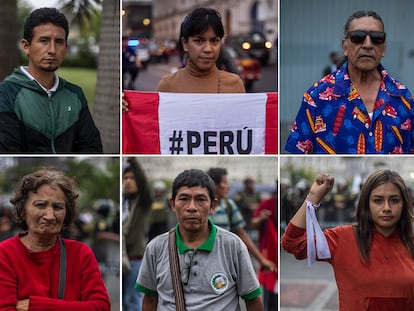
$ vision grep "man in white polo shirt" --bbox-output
[136,169,263,311]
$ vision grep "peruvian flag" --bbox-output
[122,91,278,154]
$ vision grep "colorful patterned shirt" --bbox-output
[285,62,414,154]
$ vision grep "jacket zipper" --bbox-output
[48,96,56,154]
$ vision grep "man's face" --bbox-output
[170,186,217,233]
[342,16,386,73]
[245,180,255,192]
[123,172,138,196]
[21,23,67,74]
[215,174,230,200]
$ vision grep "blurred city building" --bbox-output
[122,0,152,38]
[122,0,277,63]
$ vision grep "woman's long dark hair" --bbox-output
[354,170,414,262]
[177,8,224,67]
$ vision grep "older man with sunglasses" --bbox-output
[285,10,414,154]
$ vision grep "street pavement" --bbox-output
[280,249,338,311]
[98,239,120,311]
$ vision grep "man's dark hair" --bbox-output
[206,167,227,185]
[122,159,153,209]
[343,10,385,37]
[123,165,134,177]
[24,7,69,43]
[329,51,338,58]
[172,169,216,202]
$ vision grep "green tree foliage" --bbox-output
[64,157,119,209]
[58,0,102,30]
[0,157,119,212]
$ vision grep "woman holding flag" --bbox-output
[282,170,414,310]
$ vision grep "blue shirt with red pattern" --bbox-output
[285,62,414,154]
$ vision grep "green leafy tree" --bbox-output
[63,157,120,209]
[58,0,102,30]
[58,0,120,153]
[0,157,119,213]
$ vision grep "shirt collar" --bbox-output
[176,219,217,254]
[374,227,400,240]
[332,61,406,97]
[20,66,59,95]
[185,58,217,78]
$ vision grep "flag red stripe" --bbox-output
[265,92,278,154]
[123,91,160,154]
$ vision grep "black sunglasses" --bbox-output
[347,30,386,45]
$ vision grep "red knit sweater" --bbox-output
[282,223,414,311]
[0,234,110,311]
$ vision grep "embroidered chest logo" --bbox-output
[210,273,229,292]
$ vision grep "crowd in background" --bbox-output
[280,175,414,231]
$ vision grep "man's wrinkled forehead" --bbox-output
[348,16,384,32]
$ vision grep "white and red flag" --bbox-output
[122,91,278,154]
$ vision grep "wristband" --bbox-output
[305,197,320,209]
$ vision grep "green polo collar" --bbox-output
[176,219,217,254]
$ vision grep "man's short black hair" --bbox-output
[172,169,216,202]
[23,7,69,43]
[123,165,134,177]
[206,167,227,185]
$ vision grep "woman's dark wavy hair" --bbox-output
[11,168,79,231]
[337,10,385,68]
[23,7,69,43]
[178,8,224,64]
[354,170,414,262]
